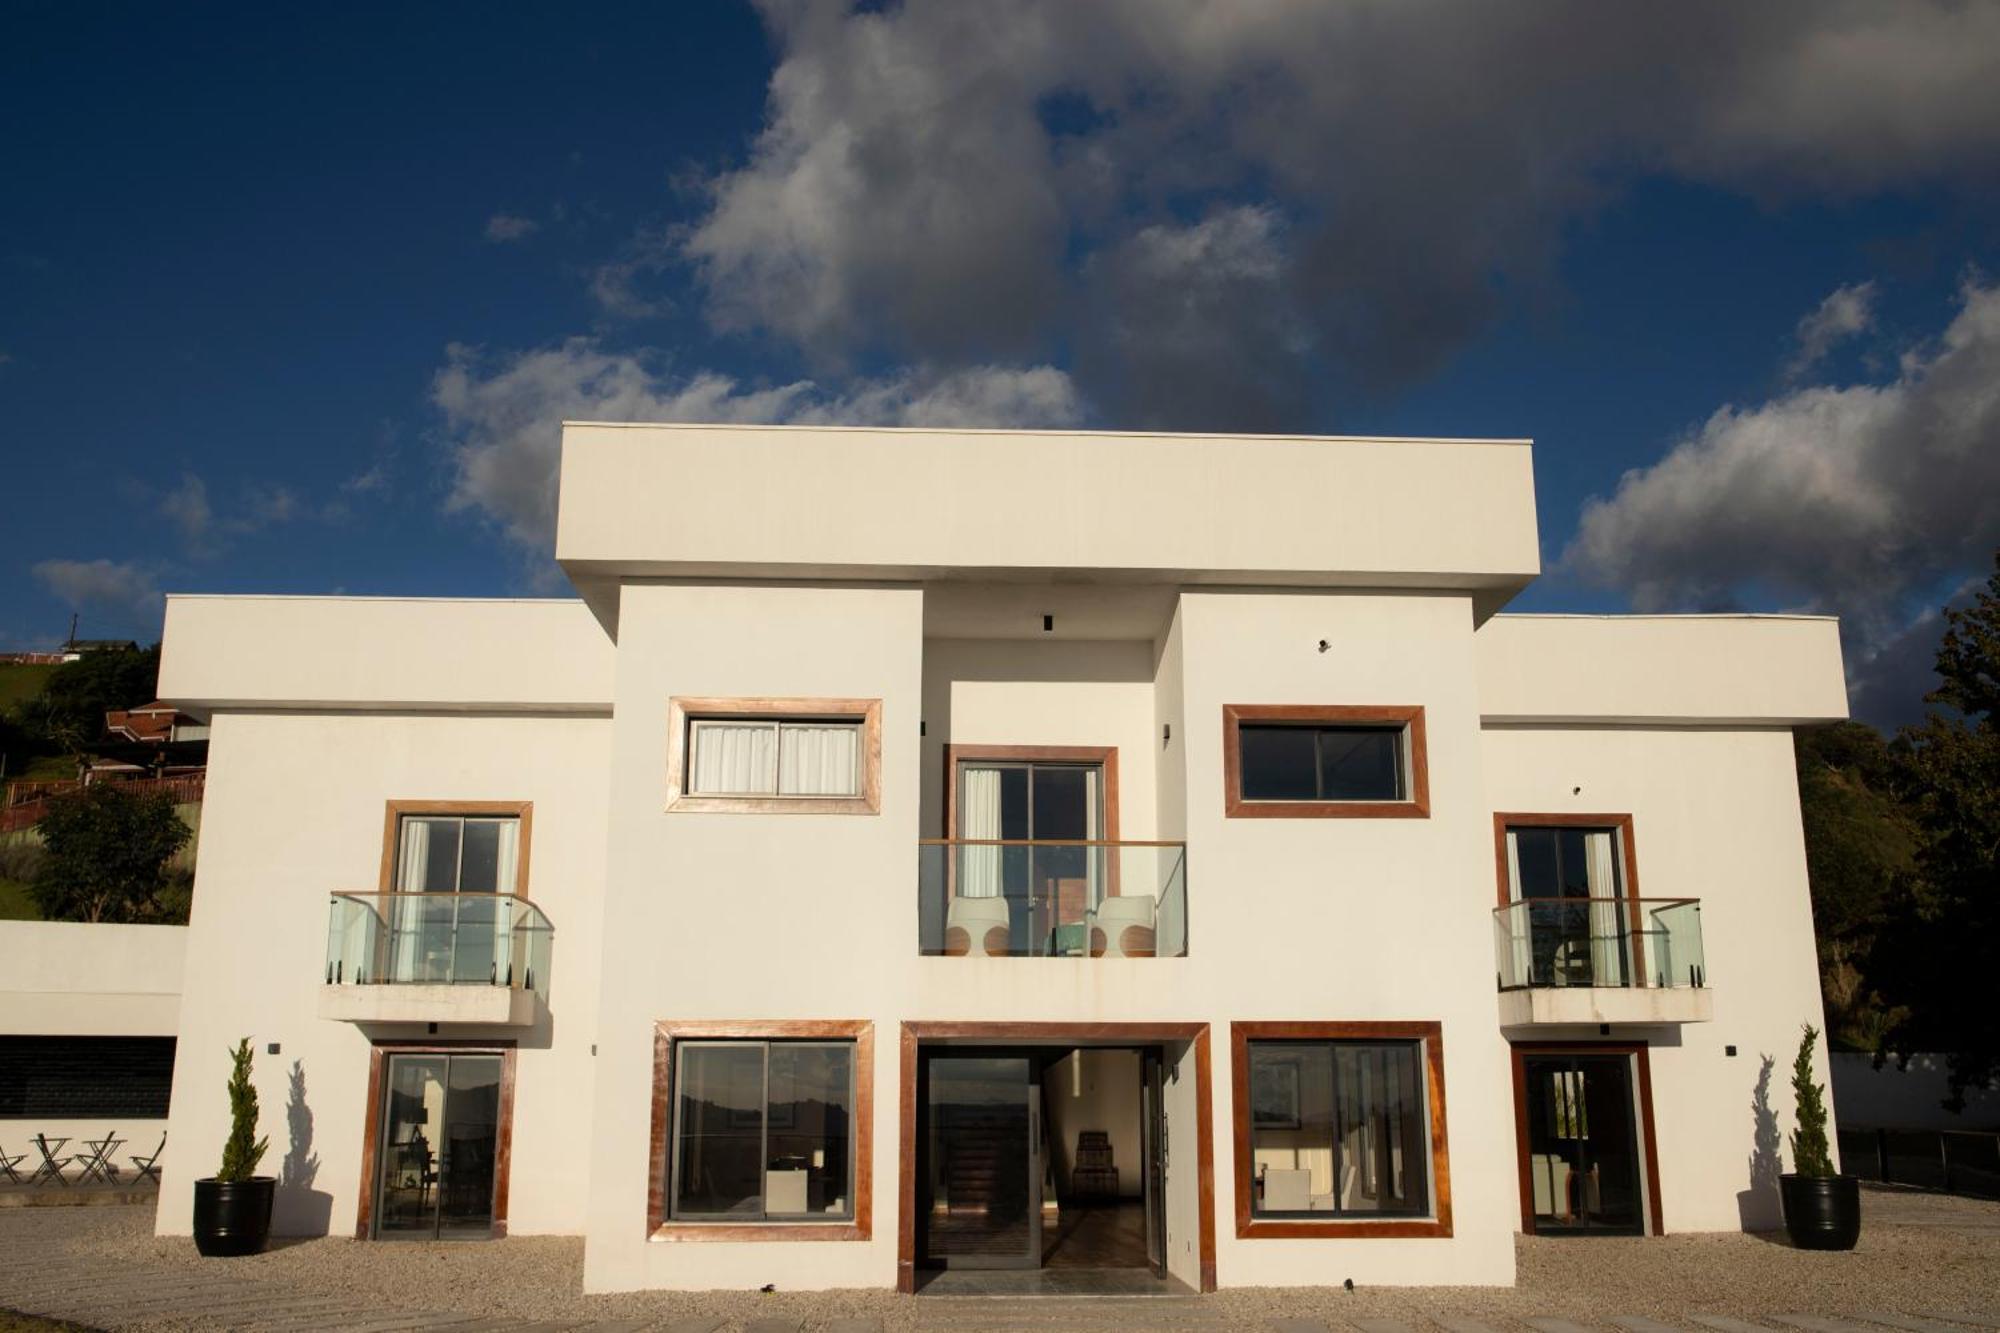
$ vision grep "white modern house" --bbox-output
[149,423,1848,1294]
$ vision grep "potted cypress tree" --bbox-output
[193,1037,275,1257]
[1780,1023,1861,1250]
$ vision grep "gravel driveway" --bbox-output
[18,1183,2000,1330]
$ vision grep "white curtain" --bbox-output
[958,766,1002,898]
[490,820,520,981]
[391,819,431,980]
[1586,831,1627,986]
[691,722,778,794]
[778,724,859,796]
[1502,831,1532,986]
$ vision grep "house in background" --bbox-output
[150,423,1846,1294]
[104,701,210,748]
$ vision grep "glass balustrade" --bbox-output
[325,892,553,1005]
[916,841,1188,958]
[1493,897,1704,991]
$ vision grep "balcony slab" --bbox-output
[1498,986,1712,1028]
[318,984,537,1026]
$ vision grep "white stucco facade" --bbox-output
[143,423,1845,1293]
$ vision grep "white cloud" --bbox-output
[1786,281,1877,381]
[1566,278,2000,702]
[433,340,1083,551]
[484,213,540,243]
[159,473,213,548]
[678,2,2000,423]
[31,558,164,624]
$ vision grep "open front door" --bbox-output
[1142,1047,1168,1276]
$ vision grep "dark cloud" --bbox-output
[680,1,2000,426]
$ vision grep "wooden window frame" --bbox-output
[1508,1040,1665,1236]
[895,1021,1216,1294]
[666,697,882,815]
[354,1040,518,1240]
[1493,813,1647,985]
[378,800,534,897]
[1222,705,1430,819]
[647,1020,874,1243]
[1230,1020,1453,1239]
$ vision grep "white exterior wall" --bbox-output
[1,921,184,1177]
[1176,590,1518,1286]
[156,709,610,1238]
[1479,725,1831,1232]
[919,638,1161,839]
[583,583,925,1293]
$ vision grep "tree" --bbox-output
[1793,721,1916,1048]
[20,646,160,754]
[29,783,191,922]
[1875,550,2000,1106]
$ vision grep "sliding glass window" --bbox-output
[687,719,862,797]
[1238,724,1407,803]
[1247,1039,1431,1218]
[670,1040,856,1222]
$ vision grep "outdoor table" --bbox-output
[76,1133,124,1185]
[28,1135,71,1187]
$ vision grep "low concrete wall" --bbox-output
[1,922,185,1183]
[0,921,186,1036]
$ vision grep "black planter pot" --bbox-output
[1780,1172,1861,1250]
[193,1177,275,1257]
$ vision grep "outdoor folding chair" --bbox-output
[28,1134,72,1187]
[130,1132,166,1186]
[0,1143,25,1184]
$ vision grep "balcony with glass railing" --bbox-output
[320,892,552,1025]
[1492,896,1710,1025]
[917,840,1187,959]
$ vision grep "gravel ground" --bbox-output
[45,1184,2000,1330]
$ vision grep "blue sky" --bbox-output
[5,3,1998,727]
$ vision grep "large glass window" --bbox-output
[1238,724,1407,803]
[671,1040,856,1222]
[1247,1039,1432,1219]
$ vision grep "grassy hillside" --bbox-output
[0,660,55,709]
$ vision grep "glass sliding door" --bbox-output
[373,1052,504,1239]
[956,761,1103,957]
[920,1054,1041,1268]
[1520,1052,1646,1234]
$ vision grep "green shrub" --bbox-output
[216,1038,269,1183]
[1789,1023,1836,1177]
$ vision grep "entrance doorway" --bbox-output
[916,1045,1169,1280]
[898,1021,1216,1295]
[366,1049,509,1239]
[1513,1045,1659,1235]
